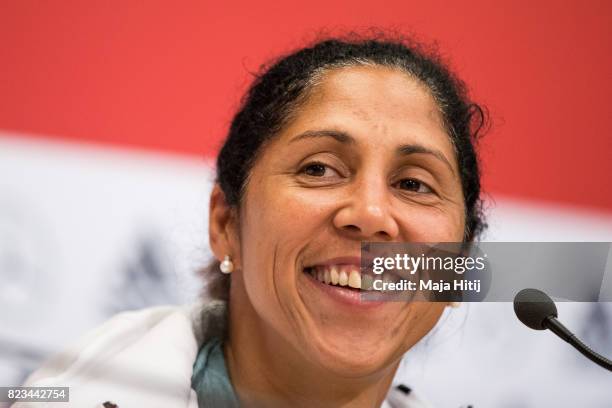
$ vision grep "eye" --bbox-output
[396,178,433,194]
[299,162,340,178]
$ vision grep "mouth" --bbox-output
[303,265,372,291]
[301,263,402,308]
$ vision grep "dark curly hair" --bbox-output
[205,35,488,298]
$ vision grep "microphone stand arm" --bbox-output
[544,316,612,372]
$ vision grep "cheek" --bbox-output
[244,184,330,241]
[250,183,339,241]
[399,205,465,242]
[398,302,446,347]
[238,182,331,312]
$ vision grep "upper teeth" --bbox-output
[309,265,372,290]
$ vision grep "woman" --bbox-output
[17,36,485,408]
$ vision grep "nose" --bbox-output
[332,176,400,240]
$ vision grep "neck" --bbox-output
[224,280,399,408]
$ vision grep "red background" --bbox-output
[1,0,611,211]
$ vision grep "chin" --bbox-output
[308,333,402,378]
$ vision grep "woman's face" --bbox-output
[230,66,465,376]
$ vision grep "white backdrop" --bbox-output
[1,133,611,407]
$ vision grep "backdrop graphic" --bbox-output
[1,1,611,407]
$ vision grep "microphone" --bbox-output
[513,288,612,372]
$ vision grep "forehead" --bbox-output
[310,65,440,116]
[283,65,454,155]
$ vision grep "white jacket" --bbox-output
[15,300,432,408]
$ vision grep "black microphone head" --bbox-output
[513,288,558,330]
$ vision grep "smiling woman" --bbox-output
[203,37,486,407]
[17,36,486,408]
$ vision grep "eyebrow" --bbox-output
[397,144,456,175]
[289,129,356,145]
[289,129,456,175]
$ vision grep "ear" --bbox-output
[209,183,241,269]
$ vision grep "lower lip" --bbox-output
[301,270,391,309]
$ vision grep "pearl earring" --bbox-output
[220,255,234,274]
